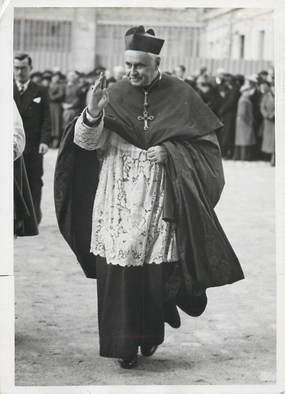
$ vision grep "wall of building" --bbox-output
[14,7,97,72]
[14,7,202,73]
[72,8,96,71]
[14,7,274,74]
[201,8,274,62]
[95,7,199,25]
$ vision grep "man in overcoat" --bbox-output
[14,53,51,224]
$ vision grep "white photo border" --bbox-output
[1,0,284,393]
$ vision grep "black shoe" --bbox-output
[118,354,138,369]
[140,345,158,357]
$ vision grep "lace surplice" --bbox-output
[74,111,178,267]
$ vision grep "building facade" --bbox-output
[14,7,274,76]
[199,8,273,61]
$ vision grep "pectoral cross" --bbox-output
[137,90,154,131]
[137,110,154,131]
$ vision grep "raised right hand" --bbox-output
[87,72,109,117]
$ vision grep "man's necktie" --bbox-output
[18,84,25,95]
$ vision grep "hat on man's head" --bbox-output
[125,26,164,55]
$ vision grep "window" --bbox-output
[239,34,245,59]
[258,30,265,60]
[14,19,72,52]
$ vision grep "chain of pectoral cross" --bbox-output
[137,90,154,131]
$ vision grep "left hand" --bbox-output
[39,143,49,155]
[147,146,168,164]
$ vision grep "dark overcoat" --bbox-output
[218,87,240,155]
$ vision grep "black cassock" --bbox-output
[54,74,244,359]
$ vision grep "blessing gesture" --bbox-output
[87,72,110,118]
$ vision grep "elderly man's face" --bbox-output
[124,51,158,87]
[14,58,32,83]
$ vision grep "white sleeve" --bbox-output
[13,101,26,160]
[74,108,109,150]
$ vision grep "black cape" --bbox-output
[54,74,244,293]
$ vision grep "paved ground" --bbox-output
[14,149,275,386]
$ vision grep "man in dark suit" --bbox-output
[217,74,241,159]
[14,53,51,224]
[248,75,263,159]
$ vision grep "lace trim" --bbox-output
[90,251,179,267]
[74,111,105,150]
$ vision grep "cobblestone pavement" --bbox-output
[14,149,275,386]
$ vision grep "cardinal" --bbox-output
[54,25,244,369]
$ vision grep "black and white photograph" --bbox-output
[1,1,284,392]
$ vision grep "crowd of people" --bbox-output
[29,66,125,148]
[29,63,275,165]
[13,51,275,232]
[172,64,275,165]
